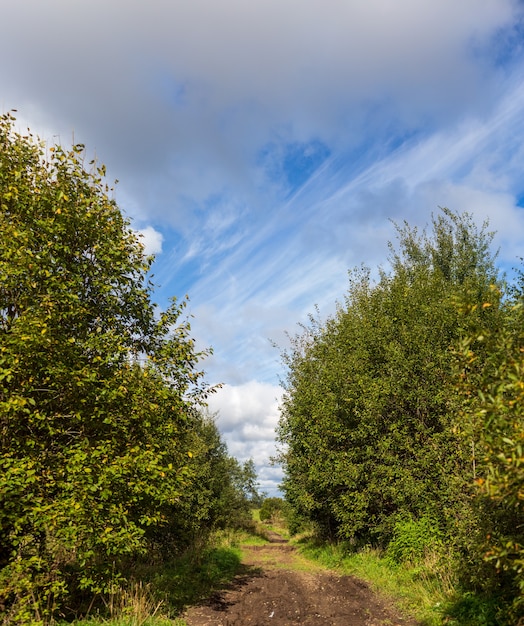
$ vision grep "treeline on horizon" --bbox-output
[0,112,260,625]
[277,208,523,624]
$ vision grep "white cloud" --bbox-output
[411,181,524,264]
[1,0,520,227]
[208,381,283,434]
[135,226,164,256]
[176,73,524,402]
[206,381,284,495]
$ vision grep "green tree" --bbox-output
[234,458,262,505]
[164,413,259,550]
[278,210,502,547]
[0,112,210,623]
[259,497,286,522]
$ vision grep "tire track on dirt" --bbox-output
[183,533,420,625]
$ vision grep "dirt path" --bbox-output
[182,532,420,625]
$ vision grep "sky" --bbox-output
[2,0,524,496]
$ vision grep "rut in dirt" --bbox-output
[183,533,420,626]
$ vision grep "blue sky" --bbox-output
[2,0,524,495]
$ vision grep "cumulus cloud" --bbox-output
[207,381,284,495]
[135,226,164,256]
[208,381,283,438]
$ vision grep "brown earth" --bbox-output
[182,532,420,626]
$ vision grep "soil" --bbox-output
[182,531,420,626]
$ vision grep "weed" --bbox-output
[67,618,185,626]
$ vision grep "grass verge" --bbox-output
[294,535,504,626]
[296,536,445,624]
[251,509,290,541]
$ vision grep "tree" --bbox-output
[163,413,260,549]
[277,210,502,546]
[0,112,211,623]
[259,497,286,522]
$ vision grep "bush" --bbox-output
[386,515,443,565]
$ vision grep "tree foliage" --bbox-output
[278,209,523,620]
[259,497,287,522]
[279,210,500,543]
[170,414,260,546]
[455,274,524,617]
[0,112,253,624]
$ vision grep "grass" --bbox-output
[248,516,501,624]
[295,536,445,624]
[68,617,187,626]
[146,545,241,611]
[252,509,290,540]
[57,517,508,626]
[294,534,508,626]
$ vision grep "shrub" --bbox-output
[387,515,443,565]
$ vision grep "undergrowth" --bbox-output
[57,516,514,626]
[296,536,445,624]
[59,530,250,626]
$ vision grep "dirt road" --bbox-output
[183,532,420,625]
